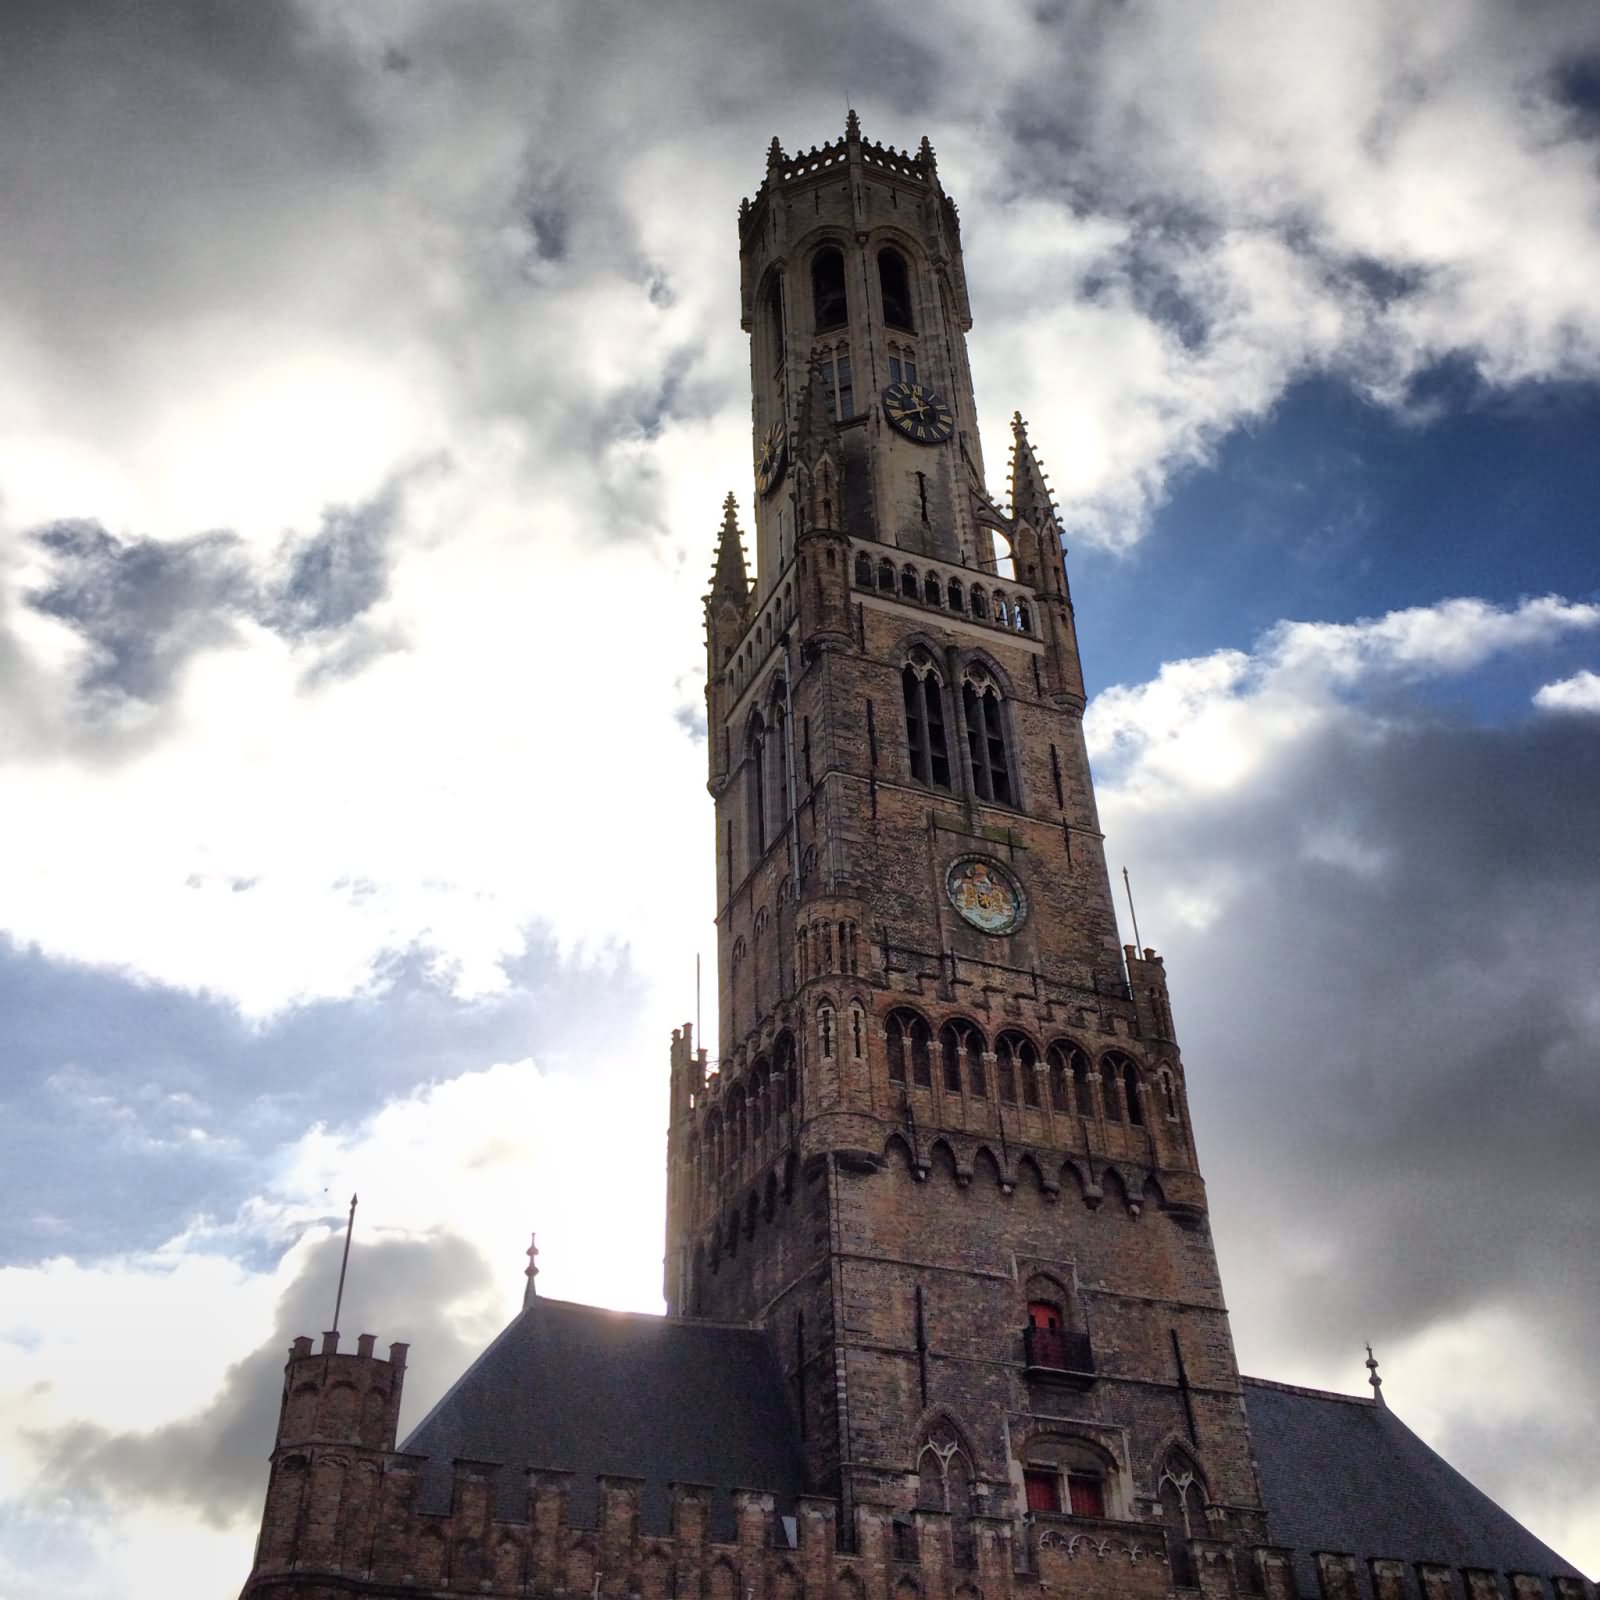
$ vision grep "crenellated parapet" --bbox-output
[240,1392,1596,1600]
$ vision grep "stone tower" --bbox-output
[662,120,1270,1560]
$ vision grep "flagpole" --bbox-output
[331,1192,357,1335]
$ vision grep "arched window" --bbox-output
[1018,1436,1116,1521]
[901,564,919,599]
[997,1032,1038,1107]
[969,586,989,620]
[818,1003,835,1059]
[1123,1058,1144,1126]
[1016,600,1032,633]
[1158,1453,1209,1586]
[934,1020,989,1098]
[854,551,873,588]
[747,714,767,855]
[962,675,1012,804]
[878,557,896,592]
[850,1003,865,1059]
[766,274,786,363]
[923,571,942,605]
[947,578,964,612]
[887,1009,932,1087]
[878,247,914,330]
[770,699,789,834]
[1159,1067,1179,1119]
[812,247,847,330]
[1100,1052,1132,1122]
[775,1032,797,1112]
[903,663,952,790]
[916,1422,975,1565]
[1047,1042,1089,1114]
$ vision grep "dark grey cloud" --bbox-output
[25,1230,495,1526]
[28,520,255,703]
[1121,707,1600,1534]
[16,480,406,731]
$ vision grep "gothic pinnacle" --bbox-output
[1365,1343,1385,1406]
[1008,410,1056,525]
[709,490,750,604]
[846,107,861,141]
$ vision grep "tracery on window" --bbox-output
[996,1030,1038,1106]
[962,670,1012,805]
[903,657,952,790]
[886,1008,932,1087]
[1047,1041,1090,1115]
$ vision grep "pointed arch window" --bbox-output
[854,551,874,588]
[962,674,1012,805]
[878,247,914,330]
[903,662,952,790]
[812,247,847,331]
[771,696,790,833]
[942,1020,987,1098]
[1047,1041,1089,1114]
[887,1009,931,1087]
[996,1031,1038,1107]
[1123,1058,1144,1125]
[747,714,768,855]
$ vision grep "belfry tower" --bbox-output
[664,119,1270,1557]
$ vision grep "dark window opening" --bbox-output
[963,682,1013,805]
[888,354,919,386]
[767,276,786,364]
[888,1009,932,1089]
[947,578,964,612]
[854,551,873,587]
[1101,1055,1124,1122]
[1124,1059,1144,1126]
[879,247,914,330]
[812,247,847,330]
[901,564,919,599]
[903,667,951,790]
[878,557,896,592]
[923,570,941,605]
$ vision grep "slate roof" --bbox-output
[400,1296,808,1536]
[1241,1378,1583,1589]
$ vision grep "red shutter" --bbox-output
[1023,1470,1061,1514]
[1067,1473,1105,1517]
[1027,1301,1062,1330]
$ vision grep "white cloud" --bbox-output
[1535,668,1600,713]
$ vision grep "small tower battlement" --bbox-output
[277,1330,409,1452]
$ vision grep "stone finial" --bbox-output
[767,136,785,173]
[918,134,936,170]
[523,1232,540,1308]
[1366,1342,1385,1406]
[846,107,861,142]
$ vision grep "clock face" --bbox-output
[755,420,787,496]
[882,381,955,444]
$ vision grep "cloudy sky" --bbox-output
[2,1,1598,1592]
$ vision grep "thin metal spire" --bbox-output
[523,1231,540,1309]
[1121,866,1144,952]
[1365,1342,1385,1406]
[331,1192,357,1335]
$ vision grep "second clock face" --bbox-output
[882,382,954,444]
[755,420,787,496]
